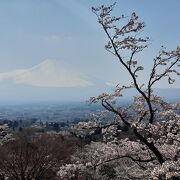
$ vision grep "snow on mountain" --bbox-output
[0,59,93,87]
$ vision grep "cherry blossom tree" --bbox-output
[57,3,180,180]
[0,124,13,145]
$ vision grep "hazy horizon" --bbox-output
[0,88,178,105]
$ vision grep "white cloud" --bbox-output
[105,82,118,87]
[0,59,93,88]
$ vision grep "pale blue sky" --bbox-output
[0,0,179,102]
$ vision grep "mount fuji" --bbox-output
[0,59,94,88]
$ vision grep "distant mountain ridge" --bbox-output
[114,88,180,103]
[154,88,180,102]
